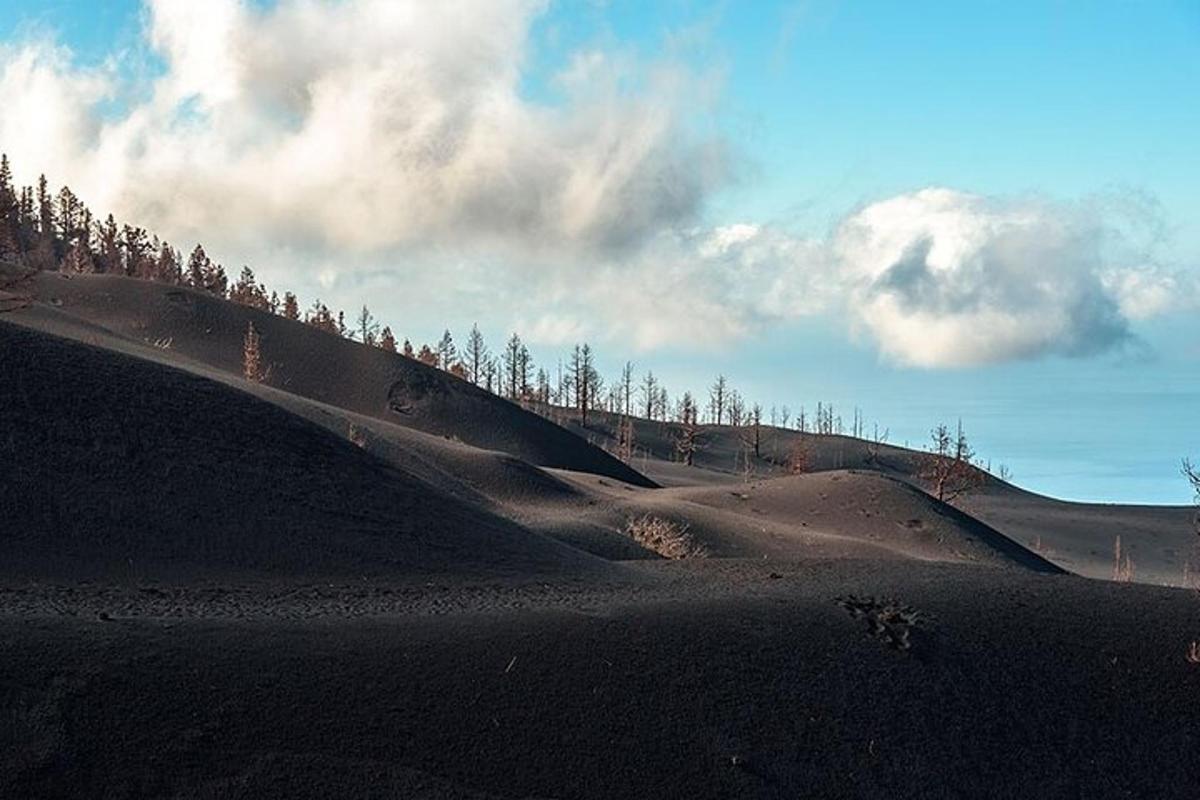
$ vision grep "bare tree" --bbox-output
[675,391,703,466]
[620,362,634,416]
[570,343,596,425]
[466,324,489,385]
[918,421,985,503]
[709,375,728,425]
[641,371,658,420]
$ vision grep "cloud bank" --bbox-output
[0,0,1188,367]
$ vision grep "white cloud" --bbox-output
[831,188,1182,367]
[0,0,726,257]
[0,4,1191,367]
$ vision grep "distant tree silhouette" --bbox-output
[417,343,438,366]
[435,329,456,370]
[402,339,415,358]
[465,324,489,384]
[230,266,271,310]
[0,155,19,262]
[153,241,180,284]
[355,305,380,345]
[570,343,596,425]
[709,375,728,425]
[282,292,300,320]
[504,333,530,400]
[728,389,744,427]
[675,391,702,466]
[378,326,397,352]
[641,371,658,420]
[305,300,338,334]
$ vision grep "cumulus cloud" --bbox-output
[0,2,1190,366]
[0,0,726,257]
[831,188,1183,367]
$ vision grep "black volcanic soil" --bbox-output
[3,271,1200,798]
[3,562,1199,799]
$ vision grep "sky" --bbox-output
[1,0,1198,503]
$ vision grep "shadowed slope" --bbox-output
[0,321,606,581]
[20,272,655,487]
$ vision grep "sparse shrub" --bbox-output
[623,514,708,559]
[348,423,369,449]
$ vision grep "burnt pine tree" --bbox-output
[675,392,702,466]
[436,329,456,370]
[504,333,524,400]
[709,375,728,425]
[243,322,264,382]
[641,371,658,420]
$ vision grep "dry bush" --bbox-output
[623,514,708,560]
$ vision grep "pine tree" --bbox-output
[121,225,151,278]
[186,244,209,288]
[305,300,338,333]
[378,326,397,352]
[29,174,57,269]
[97,215,120,274]
[0,154,19,261]
[355,305,379,345]
[154,241,180,283]
[230,266,270,310]
[282,292,300,320]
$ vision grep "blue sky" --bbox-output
[1,0,1198,503]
